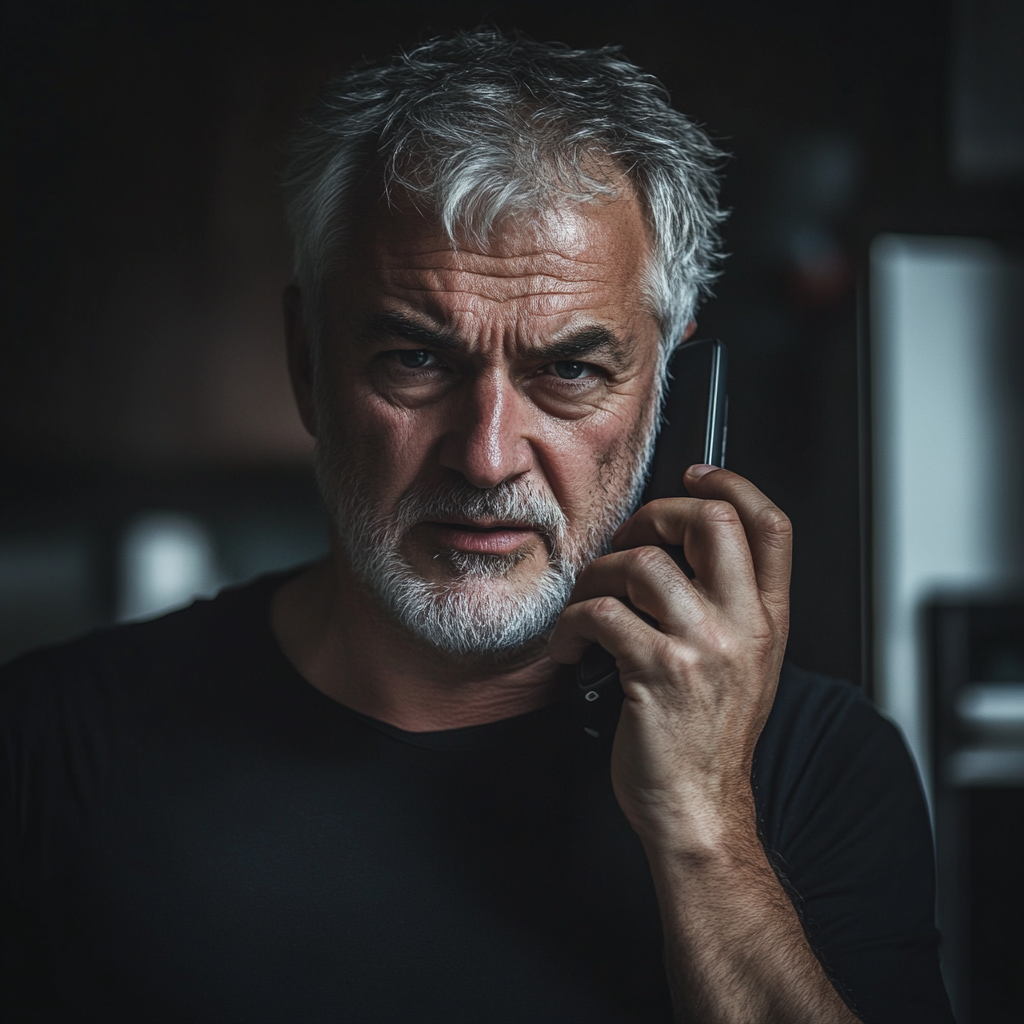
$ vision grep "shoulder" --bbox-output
[753,662,927,860]
[754,666,953,1022]
[0,574,285,741]
[756,662,905,783]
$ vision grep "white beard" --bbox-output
[314,409,657,658]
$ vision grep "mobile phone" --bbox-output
[574,338,728,741]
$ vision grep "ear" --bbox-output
[682,320,698,342]
[284,283,318,438]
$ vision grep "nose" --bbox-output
[438,370,533,489]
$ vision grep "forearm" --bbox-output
[643,820,861,1024]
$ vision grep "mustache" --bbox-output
[391,478,568,544]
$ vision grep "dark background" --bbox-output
[2,0,1022,682]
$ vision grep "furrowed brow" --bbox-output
[362,313,630,368]
[362,311,463,350]
[529,327,629,368]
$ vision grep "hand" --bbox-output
[548,465,792,850]
[549,471,862,1023]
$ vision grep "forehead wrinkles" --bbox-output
[380,249,626,302]
[393,282,617,328]
[376,252,649,338]
[342,194,658,344]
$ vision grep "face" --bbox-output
[298,188,664,658]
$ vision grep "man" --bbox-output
[1,30,953,1023]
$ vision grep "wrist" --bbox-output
[625,781,760,859]
[640,822,764,883]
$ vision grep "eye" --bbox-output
[394,349,436,369]
[548,360,593,380]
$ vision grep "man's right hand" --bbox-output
[548,465,791,847]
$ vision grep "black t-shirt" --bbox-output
[0,574,953,1023]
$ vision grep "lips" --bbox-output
[424,520,539,555]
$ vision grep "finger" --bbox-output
[682,466,792,626]
[567,546,708,636]
[547,594,666,667]
[612,495,760,616]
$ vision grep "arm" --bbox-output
[642,822,859,1024]
[549,466,860,1023]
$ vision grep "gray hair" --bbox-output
[281,29,728,361]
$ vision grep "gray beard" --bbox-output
[314,412,657,658]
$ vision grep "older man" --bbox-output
[1,30,951,1023]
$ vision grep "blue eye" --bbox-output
[397,350,431,368]
[552,361,588,380]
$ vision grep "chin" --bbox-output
[405,546,543,586]
[382,564,575,659]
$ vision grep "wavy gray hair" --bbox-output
[281,29,727,365]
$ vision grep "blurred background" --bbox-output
[2,0,1023,1018]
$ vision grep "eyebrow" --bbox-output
[534,327,627,366]
[362,310,630,367]
[362,311,463,350]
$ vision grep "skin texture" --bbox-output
[272,187,861,1023]
[274,189,665,729]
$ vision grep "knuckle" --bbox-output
[626,544,666,574]
[700,499,741,527]
[712,630,742,662]
[695,626,743,668]
[755,505,793,541]
[589,595,623,624]
[664,642,701,679]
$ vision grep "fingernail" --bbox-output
[686,463,718,479]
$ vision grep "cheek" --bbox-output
[590,401,657,511]
[539,403,650,514]
[358,393,452,493]
[320,377,439,496]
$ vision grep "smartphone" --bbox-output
[574,338,728,740]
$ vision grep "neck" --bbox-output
[270,552,567,732]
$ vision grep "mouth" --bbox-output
[422,519,541,555]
